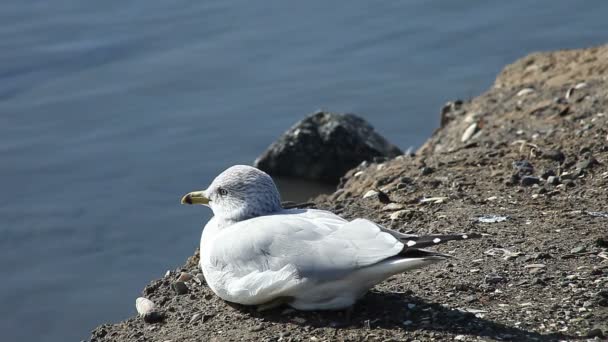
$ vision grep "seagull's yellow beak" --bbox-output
[181,190,209,205]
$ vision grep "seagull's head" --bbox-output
[181,165,282,222]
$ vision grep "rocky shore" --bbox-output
[90,45,608,342]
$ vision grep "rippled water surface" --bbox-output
[1,1,606,341]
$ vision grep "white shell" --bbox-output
[136,297,156,316]
[461,123,478,142]
[516,88,535,96]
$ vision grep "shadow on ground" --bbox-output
[228,291,580,342]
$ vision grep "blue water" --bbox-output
[1,1,606,341]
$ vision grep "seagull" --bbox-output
[181,165,479,311]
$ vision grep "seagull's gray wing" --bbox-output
[206,209,403,303]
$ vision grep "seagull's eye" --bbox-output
[218,188,228,196]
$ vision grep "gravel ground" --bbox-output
[90,45,608,342]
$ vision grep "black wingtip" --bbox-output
[401,232,482,250]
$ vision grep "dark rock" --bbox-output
[521,176,541,186]
[143,311,165,324]
[420,167,434,176]
[254,111,402,183]
[546,176,559,185]
[540,169,556,178]
[541,150,565,163]
[596,237,608,248]
[485,274,506,284]
[172,281,189,295]
[376,189,392,204]
[512,160,534,176]
[576,157,599,173]
[586,328,604,338]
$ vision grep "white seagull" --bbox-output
[181,165,479,310]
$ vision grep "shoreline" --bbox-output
[91,44,608,342]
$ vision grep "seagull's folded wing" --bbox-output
[208,209,403,303]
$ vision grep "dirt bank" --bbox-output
[90,45,608,342]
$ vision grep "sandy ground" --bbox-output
[90,45,608,342]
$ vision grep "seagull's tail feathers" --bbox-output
[350,249,449,287]
[353,231,483,282]
[379,228,482,251]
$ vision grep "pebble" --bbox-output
[136,297,155,316]
[143,311,165,324]
[172,281,189,295]
[587,328,604,338]
[576,157,599,172]
[524,264,546,269]
[402,320,413,326]
[521,176,541,186]
[177,272,193,282]
[542,149,565,162]
[420,166,434,175]
[512,160,534,175]
[546,176,559,185]
[249,324,264,332]
[485,274,506,284]
[382,203,405,211]
[517,88,535,96]
[571,246,586,254]
[189,313,201,323]
[390,210,411,220]
[461,123,478,142]
[362,190,379,199]
[477,215,508,223]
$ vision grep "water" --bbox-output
[0,1,606,340]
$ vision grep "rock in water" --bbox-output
[254,111,402,183]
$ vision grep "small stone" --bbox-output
[586,328,604,338]
[571,246,586,254]
[512,160,534,175]
[542,150,565,163]
[485,274,506,284]
[560,172,575,180]
[541,169,556,178]
[249,324,264,332]
[577,158,599,172]
[407,303,416,309]
[190,313,201,323]
[363,190,379,199]
[546,176,559,185]
[143,311,165,324]
[524,264,546,269]
[177,272,193,282]
[521,176,540,186]
[596,237,608,248]
[390,210,411,220]
[532,252,552,260]
[136,297,155,316]
[402,320,413,326]
[517,88,535,96]
[461,123,479,142]
[382,203,405,211]
[420,166,434,175]
[454,335,467,341]
[172,281,189,295]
